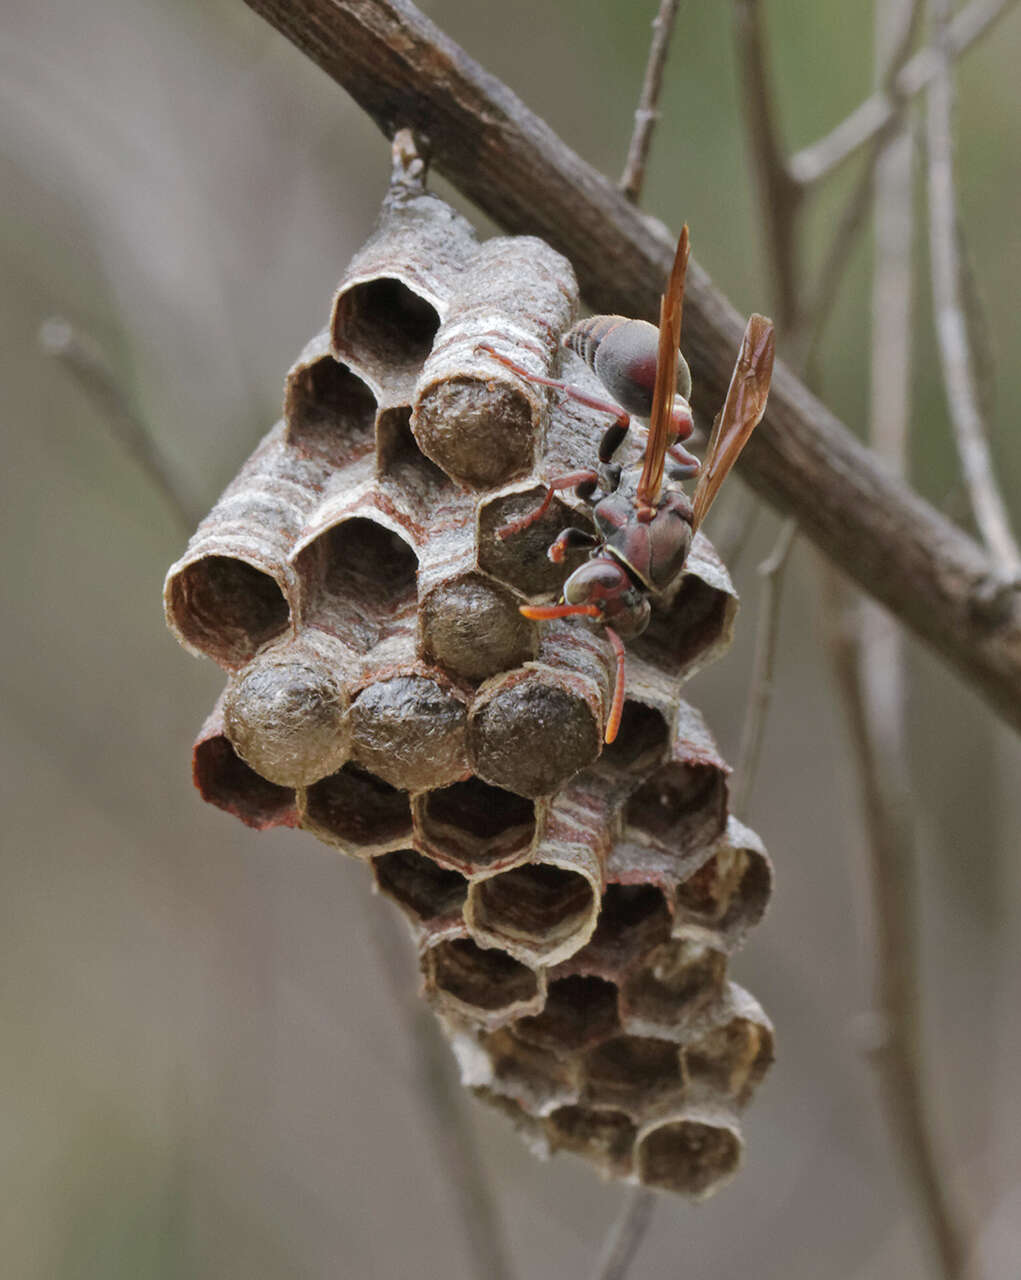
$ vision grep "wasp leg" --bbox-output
[666,441,700,481]
[497,470,599,540]
[547,527,599,564]
[598,419,630,464]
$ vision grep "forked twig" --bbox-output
[925,0,1020,572]
[619,0,683,203]
[790,0,1019,187]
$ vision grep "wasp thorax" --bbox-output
[564,316,693,418]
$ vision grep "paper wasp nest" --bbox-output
[165,134,773,1199]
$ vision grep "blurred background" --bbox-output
[2,1,1020,1276]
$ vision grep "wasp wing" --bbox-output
[637,224,689,509]
[691,314,775,531]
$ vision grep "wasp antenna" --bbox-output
[604,627,627,744]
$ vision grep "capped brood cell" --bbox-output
[466,622,615,797]
[222,629,355,787]
[411,236,577,488]
[350,674,468,792]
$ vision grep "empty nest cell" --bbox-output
[466,862,598,968]
[193,726,297,831]
[414,778,536,874]
[635,1113,742,1198]
[685,1014,774,1107]
[601,699,671,774]
[558,883,673,981]
[625,758,728,858]
[167,554,291,670]
[372,849,467,925]
[302,762,412,856]
[545,1106,636,1179]
[674,835,772,946]
[620,938,727,1037]
[285,348,377,468]
[515,974,620,1054]
[293,516,418,653]
[583,1035,684,1111]
[423,937,542,1024]
[333,275,441,386]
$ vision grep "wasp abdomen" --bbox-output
[564,315,692,418]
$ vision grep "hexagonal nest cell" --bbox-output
[164,134,775,1199]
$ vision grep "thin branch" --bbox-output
[732,0,802,329]
[240,0,1021,734]
[732,517,798,818]
[712,487,761,571]
[823,573,973,1280]
[790,0,1019,187]
[787,0,924,371]
[843,5,976,1269]
[588,1188,656,1280]
[619,0,683,203]
[925,0,1021,572]
[38,316,200,533]
[367,895,516,1280]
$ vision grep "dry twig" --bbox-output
[242,0,1021,737]
[732,517,798,819]
[732,0,802,329]
[589,1188,656,1280]
[789,0,1019,187]
[925,0,1020,573]
[38,316,200,532]
[619,0,683,203]
[367,896,516,1280]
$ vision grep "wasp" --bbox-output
[478,226,775,745]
